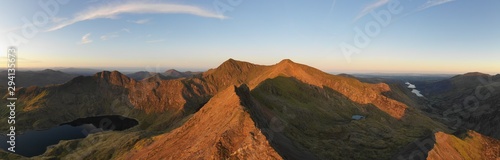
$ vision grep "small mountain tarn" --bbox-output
[61,115,138,131]
[0,115,138,157]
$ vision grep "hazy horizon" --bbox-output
[5,62,497,76]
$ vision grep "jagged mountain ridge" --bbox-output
[124,85,282,159]
[0,59,498,159]
[0,70,214,133]
[203,59,407,119]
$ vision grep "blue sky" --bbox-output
[1,0,499,74]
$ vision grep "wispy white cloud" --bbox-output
[79,33,93,44]
[146,39,165,43]
[100,28,130,40]
[418,0,455,11]
[355,0,390,21]
[128,18,150,24]
[46,2,226,32]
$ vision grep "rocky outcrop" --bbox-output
[394,130,500,160]
[123,85,281,160]
[427,131,500,160]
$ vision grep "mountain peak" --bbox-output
[279,59,295,64]
[165,69,180,73]
[216,59,256,71]
[276,59,303,68]
[94,70,120,77]
[221,58,245,66]
[93,70,133,86]
[451,72,491,79]
[147,73,170,81]
[462,72,489,77]
[164,69,183,77]
[41,69,58,72]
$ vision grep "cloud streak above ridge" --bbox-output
[46,2,226,32]
[418,0,455,11]
[355,0,390,21]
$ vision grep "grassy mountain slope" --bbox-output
[419,72,500,139]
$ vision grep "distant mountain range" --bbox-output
[0,68,202,88]
[55,67,103,76]
[126,69,202,80]
[0,59,498,159]
[0,69,78,88]
[419,72,500,139]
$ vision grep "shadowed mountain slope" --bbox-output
[247,77,446,159]
[419,72,500,139]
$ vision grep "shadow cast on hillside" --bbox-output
[391,133,436,160]
[234,76,440,160]
[234,83,319,160]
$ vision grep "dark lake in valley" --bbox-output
[0,115,138,157]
